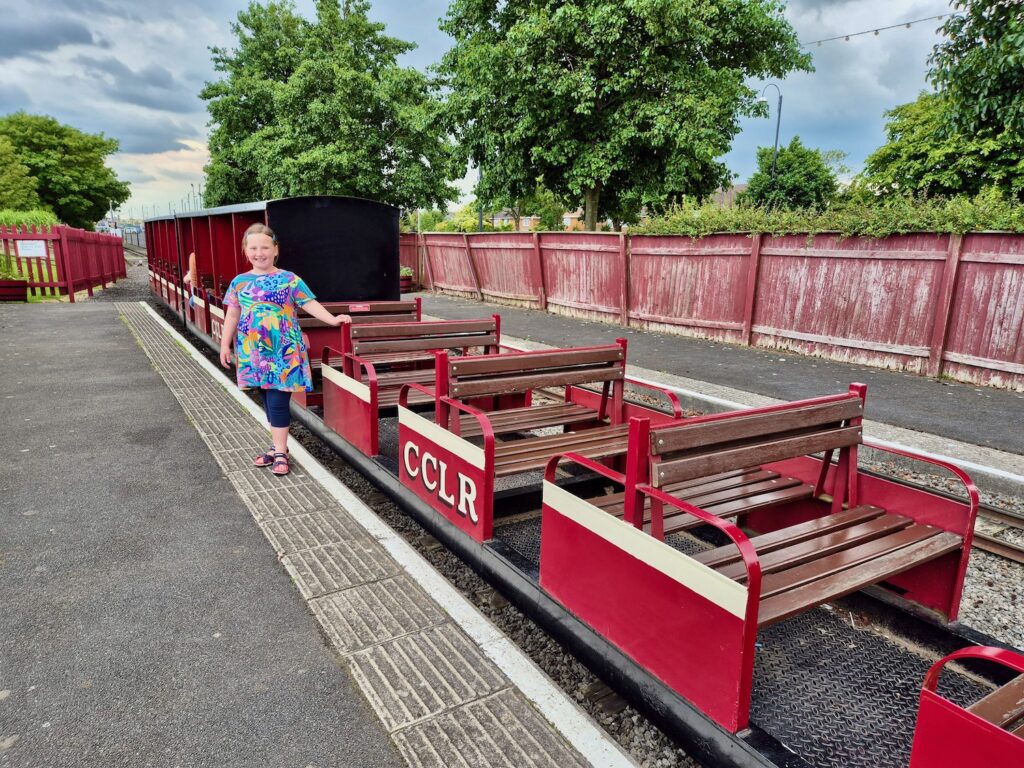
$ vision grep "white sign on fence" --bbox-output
[15,240,47,258]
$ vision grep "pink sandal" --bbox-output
[253,449,275,467]
[271,452,290,476]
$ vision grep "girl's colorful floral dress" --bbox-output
[224,270,315,391]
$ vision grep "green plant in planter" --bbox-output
[399,266,414,278]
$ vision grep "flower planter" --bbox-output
[0,279,27,302]
[399,275,413,293]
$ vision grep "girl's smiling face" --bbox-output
[244,232,279,272]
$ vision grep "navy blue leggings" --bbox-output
[261,389,292,428]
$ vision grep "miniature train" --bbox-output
[146,196,1024,768]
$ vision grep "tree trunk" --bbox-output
[584,185,601,231]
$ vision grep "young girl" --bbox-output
[219,223,349,475]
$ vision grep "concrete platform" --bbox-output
[0,300,631,768]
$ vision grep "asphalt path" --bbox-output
[0,302,401,768]
[417,292,1024,456]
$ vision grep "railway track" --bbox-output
[975,504,1024,565]
[862,467,1024,565]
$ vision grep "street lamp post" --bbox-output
[758,83,783,181]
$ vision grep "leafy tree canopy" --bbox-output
[0,136,42,211]
[202,0,462,209]
[438,0,810,229]
[929,1,1024,136]
[741,136,842,209]
[0,112,129,229]
[860,92,1024,199]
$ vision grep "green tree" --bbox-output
[202,1,309,206]
[202,0,462,209]
[0,112,129,229]
[438,0,810,230]
[860,92,1024,199]
[929,1,1024,136]
[742,136,841,209]
[0,136,42,211]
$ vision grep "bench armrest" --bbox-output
[321,345,346,368]
[922,646,1024,693]
[544,451,627,486]
[437,394,496,441]
[327,348,378,389]
[863,440,979,519]
[637,483,762,591]
[624,376,683,418]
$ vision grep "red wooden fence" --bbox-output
[404,230,1024,391]
[0,225,126,301]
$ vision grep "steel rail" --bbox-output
[972,531,1024,565]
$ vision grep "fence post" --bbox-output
[56,226,75,303]
[532,231,547,310]
[619,231,631,326]
[462,233,483,301]
[419,233,434,291]
[741,232,764,345]
[926,233,964,378]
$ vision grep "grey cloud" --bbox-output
[73,55,203,114]
[0,19,95,61]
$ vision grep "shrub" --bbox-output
[0,208,59,228]
[634,188,1024,238]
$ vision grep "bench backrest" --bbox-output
[442,341,626,400]
[299,299,421,328]
[647,385,866,489]
[342,315,500,358]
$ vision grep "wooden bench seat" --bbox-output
[321,316,500,457]
[969,673,1024,732]
[539,384,979,734]
[436,343,631,477]
[492,423,631,476]
[621,385,971,625]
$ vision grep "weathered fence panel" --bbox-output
[0,225,124,301]
[418,230,1024,390]
[629,233,751,340]
[942,233,1024,388]
[751,233,948,373]
[467,232,540,307]
[540,232,623,322]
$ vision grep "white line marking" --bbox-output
[137,301,635,768]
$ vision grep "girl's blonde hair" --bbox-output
[241,222,277,247]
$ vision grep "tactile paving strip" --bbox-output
[117,303,601,768]
[311,574,448,654]
[282,540,399,599]
[392,689,589,768]
[262,509,370,555]
[349,623,510,731]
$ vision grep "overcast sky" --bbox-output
[0,0,957,218]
